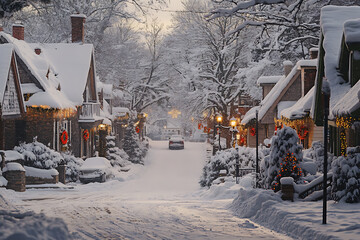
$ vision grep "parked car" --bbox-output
[169,135,185,150]
[79,157,113,184]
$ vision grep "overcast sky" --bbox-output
[146,0,184,30]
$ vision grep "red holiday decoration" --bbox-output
[135,126,140,133]
[83,129,90,141]
[250,127,256,136]
[297,125,309,140]
[203,126,207,133]
[60,130,68,145]
[198,123,203,130]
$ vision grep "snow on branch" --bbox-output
[208,0,285,19]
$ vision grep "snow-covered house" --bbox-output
[242,57,317,148]
[0,44,26,149]
[312,6,360,156]
[0,15,105,158]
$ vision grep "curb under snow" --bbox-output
[229,188,340,240]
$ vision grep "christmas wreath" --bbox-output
[83,129,90,141]
[198,123,203,130]
[60,130,68,145]
[250,127,256,136]
[135,126,140,133]
[203,126,207,133]
[297,125,309,140]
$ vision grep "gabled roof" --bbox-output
[0,32,75,109]
[281,87,314,120]
[242,62,300,125]
[35,43,94,105]
[0,44,13,101]
[312,6,360,123]
[332,81,360,116]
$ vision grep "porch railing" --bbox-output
[79,102,101,120]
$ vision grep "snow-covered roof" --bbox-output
[318,6,360,115]
[344,18,360,45]
[332,81,360,116]
[113,107,130,118]
[0,44,13,101]
[277,101,296,119]
[281,87,315,120]
[297,59,317,68]
[33,43,94,106]
[257,75,283,85]
[242,61,301,124]
[0,32,76,109]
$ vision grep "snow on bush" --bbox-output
[304,141,334,173]
[199,146,256,187]
[106,135,131,168]
[332,146,360,203]
[259,126,303,191]
[14,140,83,182]
[123,121,146,165]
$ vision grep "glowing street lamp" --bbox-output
[216,114,223,151]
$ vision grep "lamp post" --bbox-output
[322,78,330,225]
[256,110,259,188]
[216,115,223,151]
[230,117,237,148]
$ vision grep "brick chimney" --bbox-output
[71,14,86,43]
[283,60,293,77]
[12,23,24,40]
[309,48,318,59]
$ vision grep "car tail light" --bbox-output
[181,141,184,144]
[169,141,173,144]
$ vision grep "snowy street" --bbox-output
[7,141,291,239]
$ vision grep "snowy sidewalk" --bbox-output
[223,175,360,240]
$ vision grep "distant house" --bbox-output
[112,106,130,148]
[0,44,26,149]
[242,56,318,148]
[0,15,106,158]
[312,6,360,155]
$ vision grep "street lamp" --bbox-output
[216,115,223,151]
[230,117,237,148]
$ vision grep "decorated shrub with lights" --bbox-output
[331,146,360,203]
[261,126,303,191]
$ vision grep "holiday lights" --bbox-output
[272,152,302,191]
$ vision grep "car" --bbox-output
[79,157,113,184]
[169,135,185,150]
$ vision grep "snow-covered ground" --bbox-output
[1,140,358,239]
[0,141,290,240]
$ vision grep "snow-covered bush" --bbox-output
[61,153,84,182]
[304,141,333,173]
[331,146,360,203]
[199,147,256,187]
[14,140,83,182]
[260,126,303,191]
[123,122,145,165]
[106,136,130,168]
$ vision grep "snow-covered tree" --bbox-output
[123,121,144,165]
[0,0,50,19]
[332,146,360,203]
[106,135,130,168]
[260,126,303,191]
